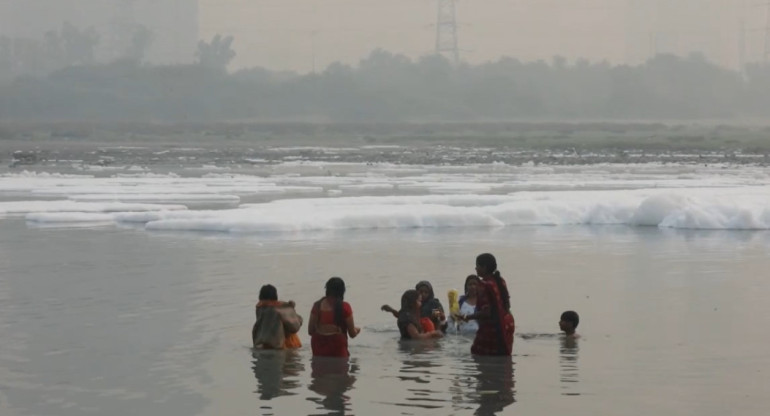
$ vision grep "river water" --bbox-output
[1,145,770,415]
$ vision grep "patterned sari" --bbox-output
[470,276,515,356]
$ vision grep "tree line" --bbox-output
[1,43,769,122]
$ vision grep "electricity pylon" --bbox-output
[435,0,460,64]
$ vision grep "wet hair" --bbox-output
[476,253,510,311]
[259,284,278,301]
[325,277,346,299]
[561,310,579,328]
[398,290,422,334]
[464,274,481,294]
[400,289,421,312]
[476,253,497,273]
[324,277,346,329]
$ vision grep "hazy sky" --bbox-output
[197,0,768,72]
[1,1,765,71]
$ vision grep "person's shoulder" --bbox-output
[342,301,353,313]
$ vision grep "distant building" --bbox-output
[0,0,199,64]
[623,0,744,69]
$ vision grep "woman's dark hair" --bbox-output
[325,277,346,329]
[476,253,510,311]
[325,277,346,299]
[400,289,420,312]
[476,253,497,273]
[464,274,481,294]
[398,289,422,334]
[259,284,278,301]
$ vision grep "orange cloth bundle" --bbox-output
[420,317,436,333]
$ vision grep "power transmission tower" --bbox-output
[738,18,746,73]
[435,0,460,64]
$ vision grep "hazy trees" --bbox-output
[0,22,99,80]
[196,35,236,71]
[56,22,100,66]
[2,45,770,122]
[123,25,154,63]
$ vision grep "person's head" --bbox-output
[325,277,346,299]
[475,253,497,277]
[464,274,481,297]
[400,289,421,312]
[259,284,278,301]
[415,281,434,302]
[559,310,579,334]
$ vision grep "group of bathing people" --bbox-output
[252,253,580,357]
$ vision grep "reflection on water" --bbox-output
[389,339,516,415]
[251,349,305,401]
[5,218,770,416]
[559,336,580,396]
[307,357,358,416]
[396,340,447,409]
[472,356,516,416]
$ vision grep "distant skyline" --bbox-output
[199,0,767,72]
[1,1,767,71]
[0,0,198,64]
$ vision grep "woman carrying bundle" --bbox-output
[252,284,303,349]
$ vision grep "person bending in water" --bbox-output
[398,290,443,340]
[308,277,361,357]
[382,280,448,332]
[559,310,580,339]
[252,284,303,349]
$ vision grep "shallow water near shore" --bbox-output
[1,217,770,415]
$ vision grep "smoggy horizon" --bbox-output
[199,0,766,72]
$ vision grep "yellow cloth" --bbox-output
[447,289,460,316]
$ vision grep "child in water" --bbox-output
[559,310,580,339]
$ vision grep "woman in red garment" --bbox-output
[308,277,361,357]
[461,253,515,356]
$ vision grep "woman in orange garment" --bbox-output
[252,284,303,349]
[308,277,361,357]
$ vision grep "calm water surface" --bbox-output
[1,220,769,415]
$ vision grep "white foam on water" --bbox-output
[0,201,186,215]
[3,164,770,231]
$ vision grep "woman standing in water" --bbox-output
[252,284,303,349]
[461,253,515,355]
[308,277,361,357]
